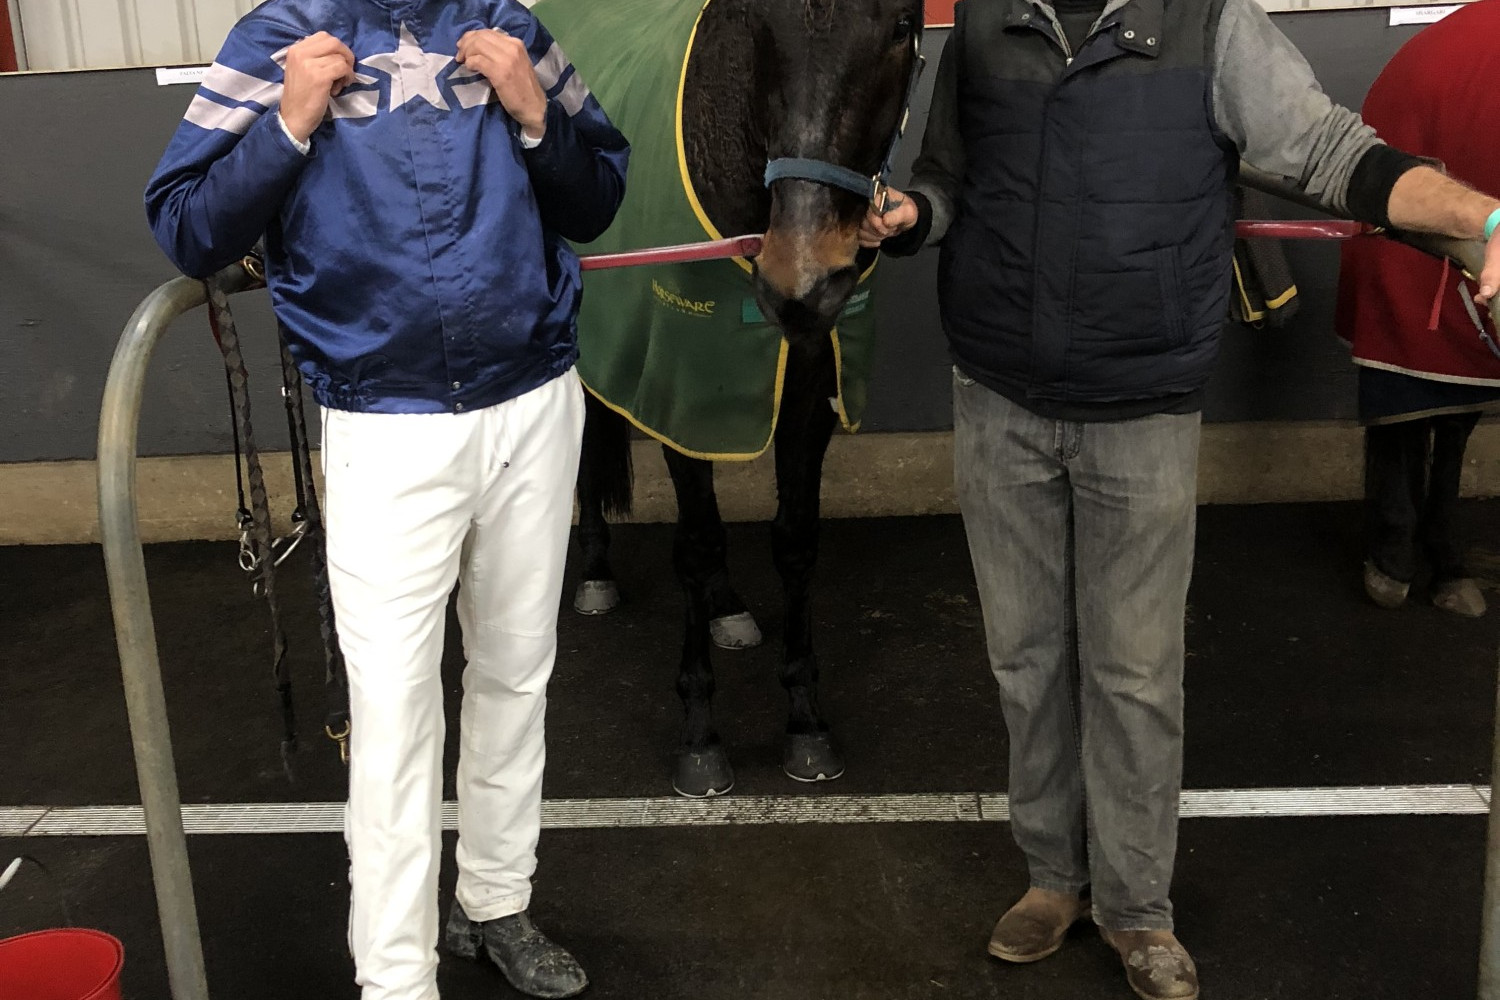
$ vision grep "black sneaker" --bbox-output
[444,900,588,999]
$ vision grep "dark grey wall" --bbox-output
[0,9,1427,462]
[0,68,286,463]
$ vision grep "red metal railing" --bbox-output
[576,221,1374,270]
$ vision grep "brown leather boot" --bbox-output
[1099,928,1199,1000]
[986,887,1090,963]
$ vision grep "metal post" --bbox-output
[1483,647,1500,998]
[97,266,256,1000]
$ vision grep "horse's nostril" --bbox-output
[753,265,861,337]
[751,267,790,315]
[810,266,860,317]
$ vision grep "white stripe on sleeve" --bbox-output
[557,71,590,116]
[183,95,264,134]
[200,62,284,109]
[533,41,569,92]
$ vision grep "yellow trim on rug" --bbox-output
[1232,257,1265,324]
[676,0,751,274]
[579,337,790,463]
[1264,283,1298,311]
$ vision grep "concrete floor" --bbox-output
[2,503,1498,998]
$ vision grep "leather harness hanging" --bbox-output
[204,255,351,778]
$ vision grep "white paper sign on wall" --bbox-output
[1388,4,1463,25]
[156,65,208,86]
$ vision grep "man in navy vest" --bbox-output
[146,2,629,998]
[861,0,1500,995]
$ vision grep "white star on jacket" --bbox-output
[361,23,456,111]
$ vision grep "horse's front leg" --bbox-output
[772,347,844,783]
[664,447,736,797]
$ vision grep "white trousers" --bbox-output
[322,369,585,1000]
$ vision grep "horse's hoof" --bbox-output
[672,746,735,798]
[1434,578,1487,618]
[710,611,762,649]
[574,579,620,615]
[1363,561,1409,610]
[783,732,845,783]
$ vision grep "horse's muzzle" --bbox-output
[752,263,860,338]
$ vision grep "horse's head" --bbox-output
[749,0,923,339]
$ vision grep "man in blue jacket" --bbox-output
[145,3,628,998]
[860,0,1500,997]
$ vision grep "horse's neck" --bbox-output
[682,0,770,237]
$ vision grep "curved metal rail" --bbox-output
[98,265,258,1000]
[99,229,1497,1000]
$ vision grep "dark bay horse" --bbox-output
[564,0,924,797]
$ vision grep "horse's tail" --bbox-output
[580,388,633,519]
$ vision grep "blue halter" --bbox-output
[763,32,926,213]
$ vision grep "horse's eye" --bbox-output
[892,13,916,41]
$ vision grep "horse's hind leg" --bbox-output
[772,348,844,784]
[574,392,630,614]
[574,488,618,614]
[664,447,736,797]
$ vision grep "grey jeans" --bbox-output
[953,371,1200,931]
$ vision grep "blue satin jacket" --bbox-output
[145,0,629,414]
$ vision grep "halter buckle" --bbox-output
[873,178,907,217]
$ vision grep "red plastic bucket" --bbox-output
[0,928,125,1000]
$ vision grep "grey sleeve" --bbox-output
[1212,0,1382,216]
[906,4,967,244]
